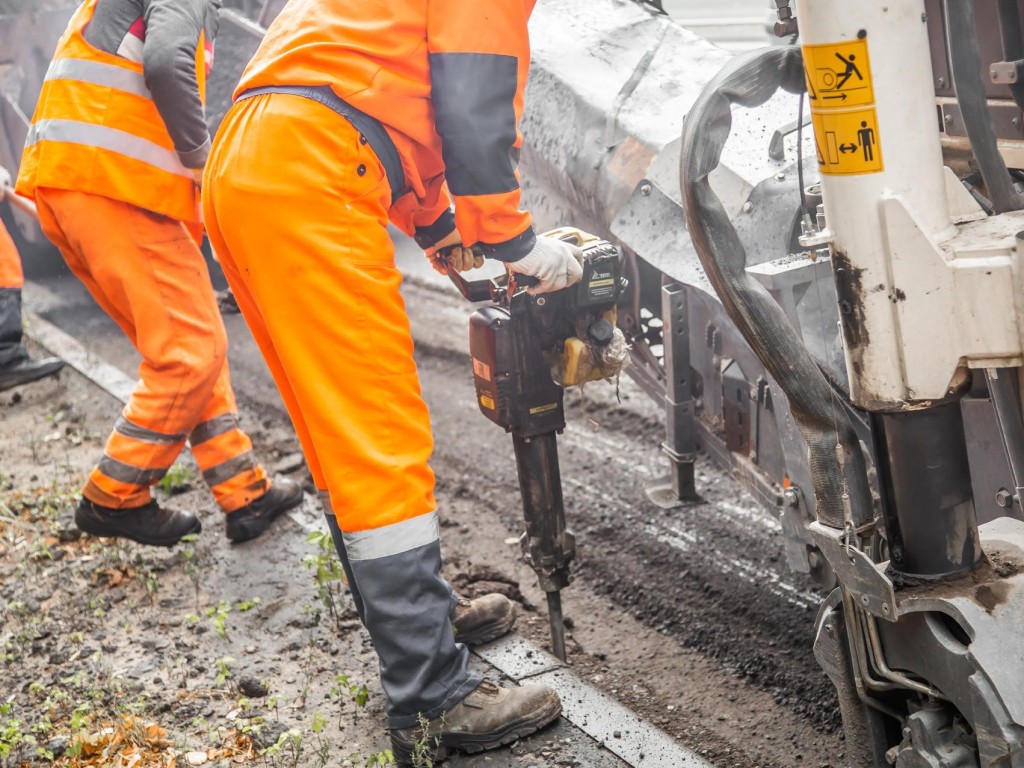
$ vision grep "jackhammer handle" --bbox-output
[446,266,494,303]
[439,246,539,302]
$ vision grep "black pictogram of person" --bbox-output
[835,52,863,90]
[857,120,875,162]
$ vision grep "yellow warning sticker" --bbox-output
[803,39,874,109]
[811,108,883,175]
[529,402,559,415]
[480,394,496,410]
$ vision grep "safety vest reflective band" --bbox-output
[16,0,204,224]
[44,58,152,99]
[26,120,193,180]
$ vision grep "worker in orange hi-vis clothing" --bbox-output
[0,169,64,390]
[0,228,65,392]
[203,0,581,762]
[16,0,302,547]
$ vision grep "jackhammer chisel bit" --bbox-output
[447,230,627,662]
[513,431,574,661]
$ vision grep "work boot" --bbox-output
[225,477,303,543]
[75,498,201,547]
[0,355,64,391]
[451,594,517,646]
[390,680,561,766]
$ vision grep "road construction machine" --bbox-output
[7,0,1024,763]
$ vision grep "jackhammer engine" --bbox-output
[448,230,627,661]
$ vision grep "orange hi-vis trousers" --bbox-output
[0,221,23,289]
[203,94,437,533]
[205,92,477,731]
[34,188,270,512]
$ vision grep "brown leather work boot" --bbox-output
[389,680,561,766]
[450,594,517,646]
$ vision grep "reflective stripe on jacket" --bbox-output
[238,0,538,261]
[17,0,218,224]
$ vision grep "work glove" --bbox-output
[507,235,584,295]
[425,229,484,275]
[0,165,11,194]
[190,167,204,188]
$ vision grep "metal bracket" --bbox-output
[810,521,898,622]
[645,282,700,508]
[991,59,1024,85]
[772,0,798,39]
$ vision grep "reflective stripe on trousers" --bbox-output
[203,94,478,727]
[34,188,270,512]
[320,493,477,729]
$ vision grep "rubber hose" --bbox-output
[679,46,873,530]
[996,0,1024,112]
[946,0,1023,213]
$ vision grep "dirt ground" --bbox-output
[1,358,411,768]
[3,262,847,768]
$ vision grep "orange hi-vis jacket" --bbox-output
[17,0,217,224]
[238,0,539,261]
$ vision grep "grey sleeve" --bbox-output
[142,0,213,168]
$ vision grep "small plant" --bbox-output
[330,674,370,710]
[68,702,91,731]
[236,596,261,612]
[366,749,396,767]
[266,693,282,720]
[205,600,233,638]
[407,714,438,768]
[259,727,304,768]
[89,596,107,618]
[215,656,236,686]
[309,712,332,768]
[0,700,35,763]
[302,531,347,630]
[156,464,193,495]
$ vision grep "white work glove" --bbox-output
[507,235,584,295]
[190,167,204,188]
[425,229,484,274]
[0,165,11,195]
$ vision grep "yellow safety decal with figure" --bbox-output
[803,37,883,175]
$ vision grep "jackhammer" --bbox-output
[445,229,627,661]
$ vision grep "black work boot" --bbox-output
[0,287,63,391]
[0,355,65,391]
[390,680,561,766]
[451,594,517,646]
[226,477,303,543]
[75,498,201,547]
